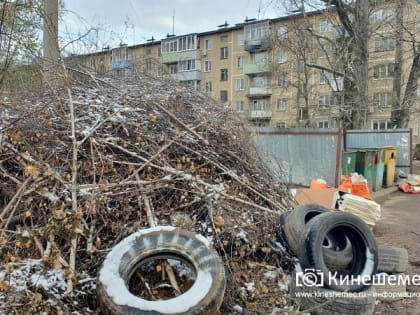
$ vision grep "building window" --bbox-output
[320,70,330,84]
[276,98,288,111]
[252,76,267,87]
[220,90,228,102]
[298,59,305,73]
[319,95,333,107]
[178,59,196,71]
[320,19,331,32]
[253,99,269,110]
[169,64,177,74]
[373,63,394,79]
[220,35,228,42]
[205,81,213,93]
[298,83,306,96]
[253,52,268,63]
[278,50,288,64]
[371,8,394,23]
[374,37,395,52]
[204,60,212,72]
[236,100,244,112]
[220,68,228,81]
[157,48,161,57]
[237,33,244,46]
[145,48,151,55]
[374,92,392,107]
[236,78,245,91]
[278,26,288,38]
[277,73,288,87]
[145,58,152,70]
[319,45,331,58]
[220,47,228,59]
[318,121,329,128]
[205,39,213,50]
[276,122,286,128]
[372,119,391,130]
[237,56,244,68]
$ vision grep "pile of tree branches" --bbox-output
[0,71,294,313]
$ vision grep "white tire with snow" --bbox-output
[97,226,226,314]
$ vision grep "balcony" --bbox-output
[243,62,271,75]
[176,70,201,81]
[244,38,271,52]
[161,50,202,64]
[247,110,272,119]
[247,86,272,97]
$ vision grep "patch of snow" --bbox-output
[244,281,255,292]
[236,230,248,242]
[263,270,278,280]
[233,304,243,313]
[278,280,289,292]
[1,259,67,294]
[99,226,214,313]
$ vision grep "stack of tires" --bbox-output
[277,203,408,315]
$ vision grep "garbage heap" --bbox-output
[0,72,293,314]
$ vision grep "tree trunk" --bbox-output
[43,0,59,72]
[351,0,369,129]
[401,49,420,128]
[391,0,405,128]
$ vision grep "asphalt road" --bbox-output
[373,177,420,314]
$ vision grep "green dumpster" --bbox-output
[383,146,397,187]
[342,151,359,176]
[351,149,384,192]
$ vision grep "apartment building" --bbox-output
[67,1,420,145]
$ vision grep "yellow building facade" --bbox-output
[67,1,420,144]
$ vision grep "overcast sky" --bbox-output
[61,0,286,54]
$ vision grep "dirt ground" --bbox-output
[373,160,420,315]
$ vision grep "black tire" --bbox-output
[97,226,226,315]
[279,204,353,269]
[283,203,330,254]
[373,273,406,301]
[275,211,293,252]
[377,245,408,273]
[291,272,376,315]
[299,211,378,292]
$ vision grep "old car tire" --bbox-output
[283,203,330,254]
[377,245,409,273]
[97,226,226,315]
[292,272,376,315]
[279,204,352,269]
[299,211,378,292]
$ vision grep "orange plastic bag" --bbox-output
[310,179,329,189]
[338,176,352,193]
[351,182,371,199]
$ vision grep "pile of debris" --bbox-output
[0,71,294,314]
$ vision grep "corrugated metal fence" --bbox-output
[252,128,412,187]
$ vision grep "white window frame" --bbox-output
[278,50,288,64]
[205,81,213,93]
[278,26,288,38]
[318,120,329,128]
[320,70,330,85]
[372,119,392,130]
[204,60,212,72]
[220,47,228,59]
[319,95,332,107]
[236,100,245,112]
[237,33,244,46]
[220,90,228,102]
[237,56,244,68]
[276,98,288,112]
[205,39,213,50]
[320,19,331,32]
[236,78,245,91]
[277,73,288,87]
[374,92,392,107]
